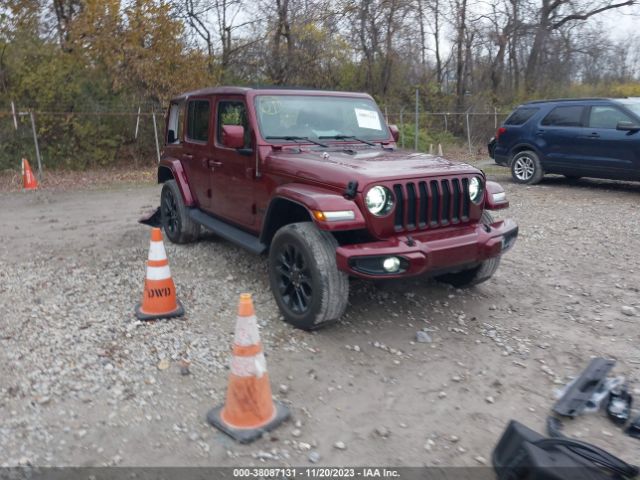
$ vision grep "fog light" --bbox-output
[382,257,401,273]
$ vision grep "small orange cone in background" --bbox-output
[135,227,184,320]
[207,293,290,443]
[22,158,38,191]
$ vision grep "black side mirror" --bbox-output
[168,129,176,143]
[616,121,640,132]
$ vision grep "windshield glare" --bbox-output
[618,99,640,118]
[255,95,388,143]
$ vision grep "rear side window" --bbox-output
[186,100,210,142]
[541,106,585,127]
[589,106,633,129]
[505,107,539,125]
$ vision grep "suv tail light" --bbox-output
[495,127,507,141]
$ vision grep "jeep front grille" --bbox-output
[392,178,470,232]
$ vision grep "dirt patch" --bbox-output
[0,170,638,467]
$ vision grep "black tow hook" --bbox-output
[343,180,358,199]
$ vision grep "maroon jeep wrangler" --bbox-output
[157,87,518,330]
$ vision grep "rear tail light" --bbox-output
[495,127,507,141]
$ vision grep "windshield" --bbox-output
[617,99,640,118]
[255,95,388,143]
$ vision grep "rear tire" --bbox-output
[160,179,199,244]
[511,150,544,185]
[435,212,501,288]
[268,222,348,330]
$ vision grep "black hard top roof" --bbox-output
[170,86,373,102]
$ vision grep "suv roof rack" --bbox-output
[523,97,627,105]
[522,96,640,105]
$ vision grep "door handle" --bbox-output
[535,129,545,136]
[208,159,223,168]
[182,153,193,159]
[587,132,600,138]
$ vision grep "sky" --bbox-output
[598,5,638,41]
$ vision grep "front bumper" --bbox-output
[336,219,518,279]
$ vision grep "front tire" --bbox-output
[268,222,349,330]
[160,179,199,244]
[511,150,543,185]
[435,212,501,288]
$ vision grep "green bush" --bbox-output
[396,122,460,152]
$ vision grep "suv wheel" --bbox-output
[160,179,199,244]
[435,212,501,288]
[268,222,349,330]
[511,150,543,184]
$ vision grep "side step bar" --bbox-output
[188,208,267,255]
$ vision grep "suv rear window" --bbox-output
[186,100,210,142]
[505,107,538,125]
[541,106,584,127]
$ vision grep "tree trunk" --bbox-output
[454,0,468,114]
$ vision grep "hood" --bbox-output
[265,147,480,190]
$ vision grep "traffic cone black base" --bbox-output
[207,402,290,444]
[135,300,184,321]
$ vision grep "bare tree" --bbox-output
[51,0,82,51]
[450,0,468,112]
[524,0,636,93]
[181,0,216,73]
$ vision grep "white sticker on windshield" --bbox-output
[355,108,382,130]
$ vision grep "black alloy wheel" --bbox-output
[268,222,349,330]
[160,179,199,244]
[275,243,313,314]
[161,185,180,238]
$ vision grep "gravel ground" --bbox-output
[0,172,639,467]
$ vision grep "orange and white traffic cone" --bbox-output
[22,158,38,191]
[135,227,184,320]
[207,293,290,443]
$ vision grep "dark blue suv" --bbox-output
[490,98,640,184]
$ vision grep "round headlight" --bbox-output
[365,186,393,216]
[469,176,484,204]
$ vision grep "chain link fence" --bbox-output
[0,102,163,174]
[1,102,511,175]
[384,111,510,154]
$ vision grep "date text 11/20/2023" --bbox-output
[233,467,401,478]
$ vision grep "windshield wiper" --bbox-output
[265,136,328,148]
[318,134,377,147]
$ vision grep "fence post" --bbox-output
[11,101,18,130]
[466,111,472,155]
[29,111,43,179]
[135,105,141,139]
[414,88,419,151]
[152,111,161,164]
